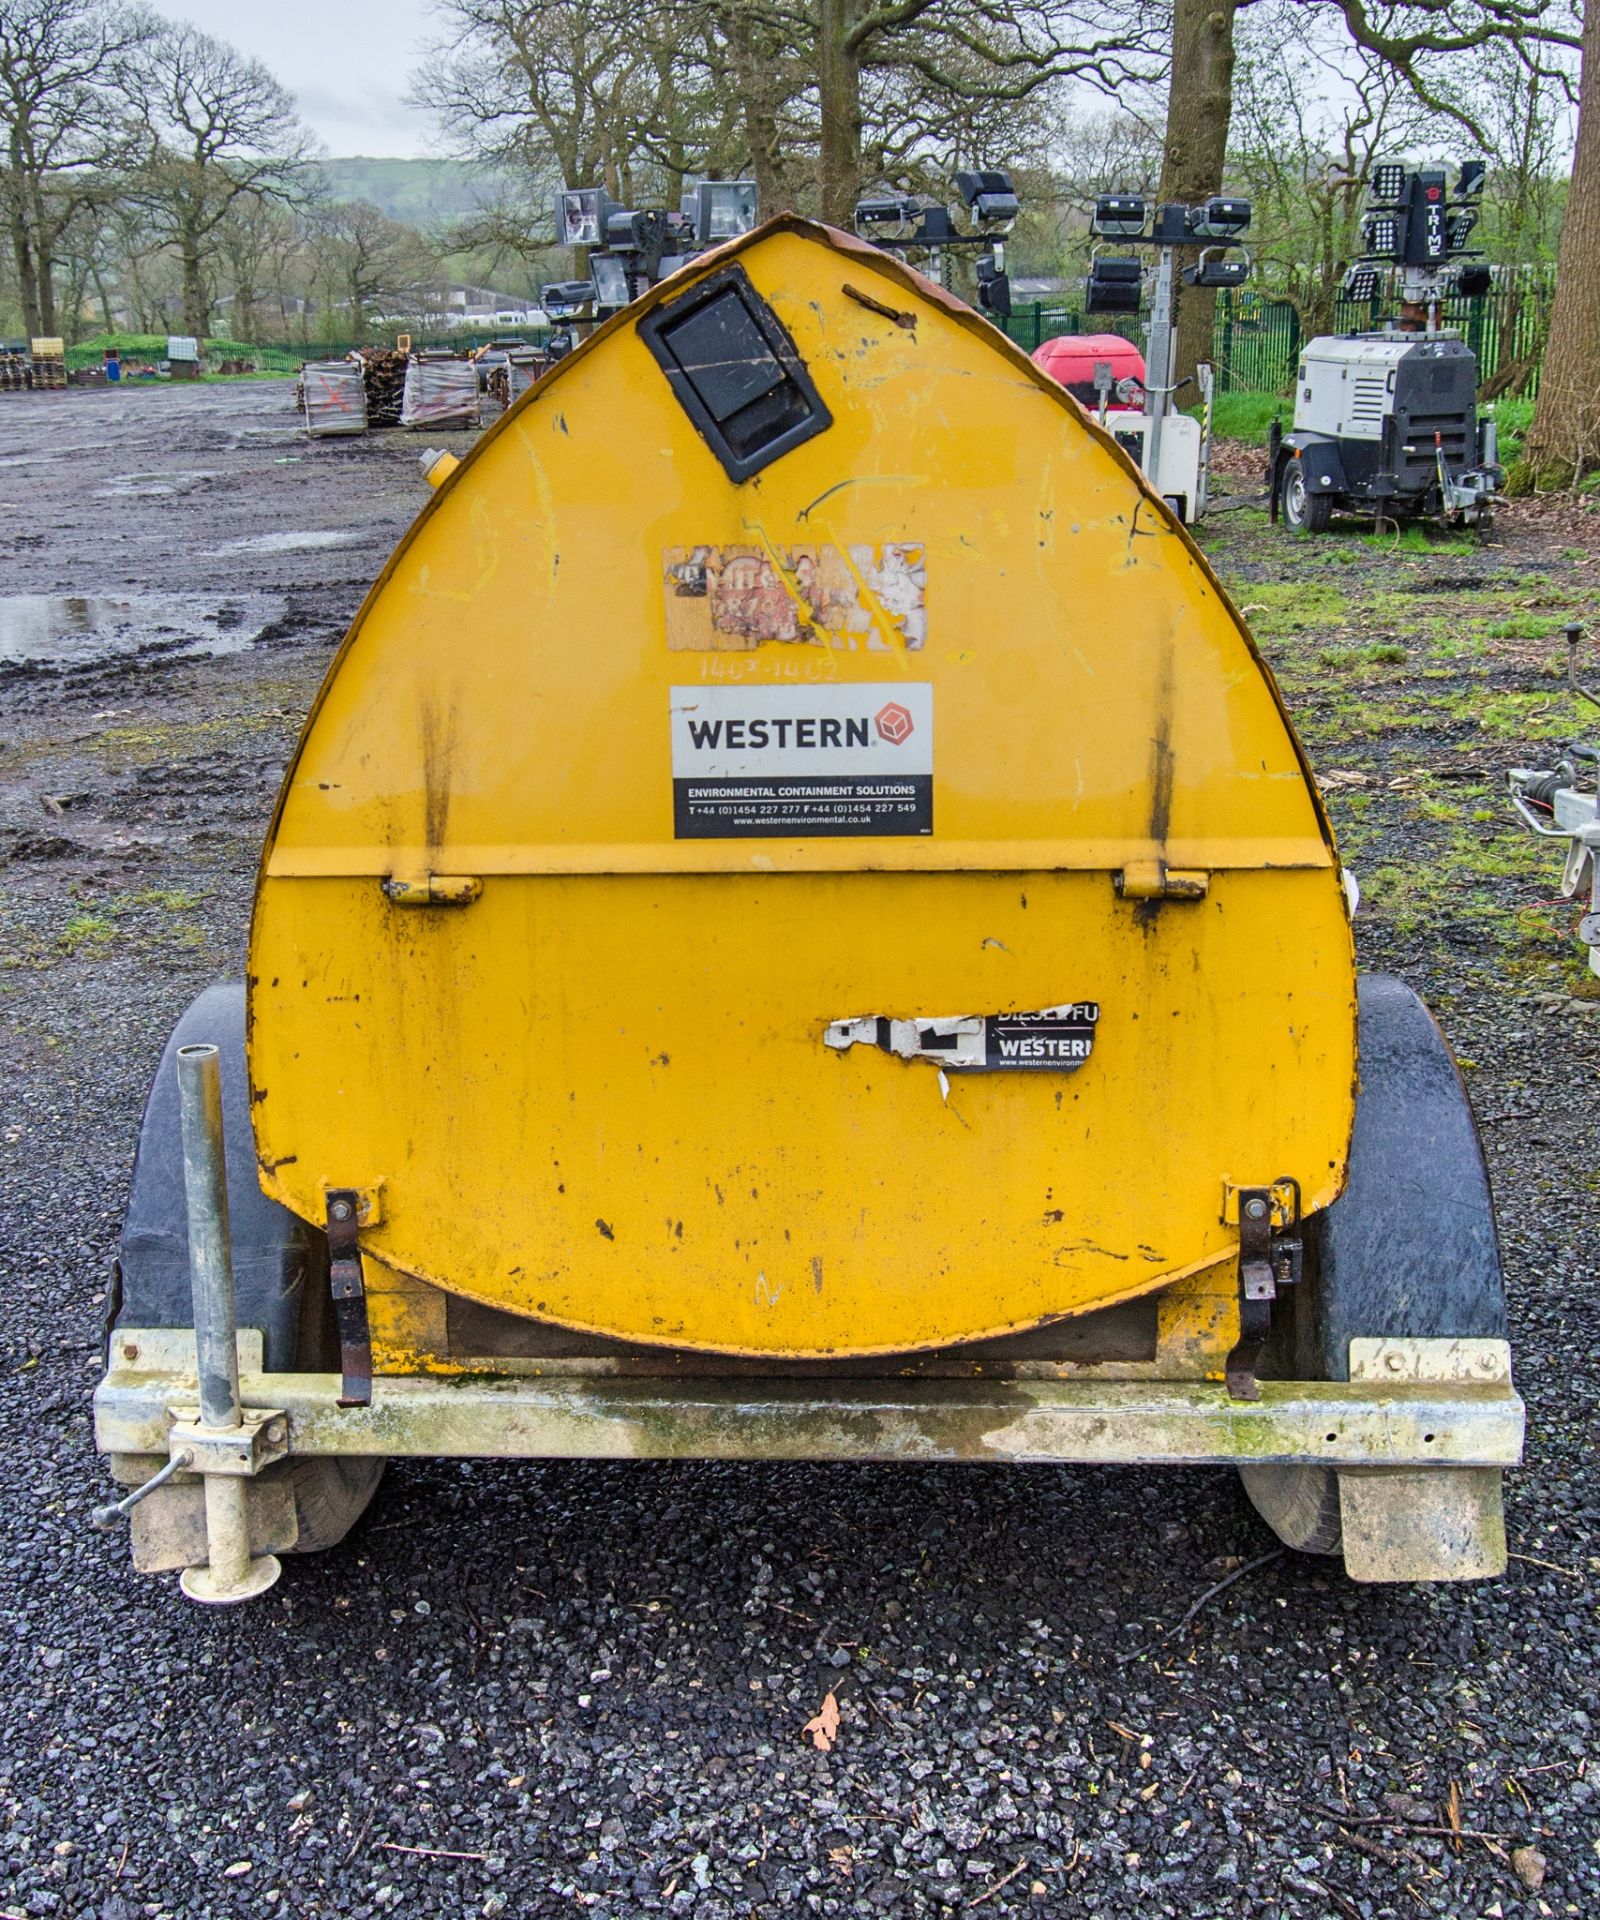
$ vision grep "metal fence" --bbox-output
[1001,275,1552,397]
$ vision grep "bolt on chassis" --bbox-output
[94,219,1522,1602]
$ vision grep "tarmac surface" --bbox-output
[0,380,1597,1919]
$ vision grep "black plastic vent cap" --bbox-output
[638,264,832,482]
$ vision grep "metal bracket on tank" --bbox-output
[1224,1179,1302,1402]
[326,1190,373,1408]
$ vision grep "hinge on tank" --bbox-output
[1223,1179,1303,1402]
[325,1189,373,1408]
[382,875,482,908]
[1115,860,1209,901]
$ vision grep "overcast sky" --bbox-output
[168,1,439,157]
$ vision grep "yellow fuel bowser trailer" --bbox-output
[94,219,1521,1603]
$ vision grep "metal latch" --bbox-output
[1115,861,1208,901]
[1223,1178,1302,1401]
[326,1189,373,1408]
[382,875,482,907]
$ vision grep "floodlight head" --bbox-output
[1446,207,1479,250]
[1457,158,1487,199]
[974,251,1012,318]
[854,193,920,235]
[955,169,1019,226]
[1185,248,1250,289]
[1361,212,1401,258]
[590,254,631,310]
[554,186,608,248]
[540,278,596,320]
[1085,256,1142,314]
[1188,196,1251,239]
[1341,265,1380,302]
[1453,263,1493,297]
[693,180,758,244]
[1370,162,1407,204]
[1091,194,1146,238]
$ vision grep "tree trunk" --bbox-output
[10,209,42,338]
[730,6,789,212]
[817,0,863,226]
[1520,0,1600,482]
[23,180,60,335]
[234,275,258,341]
[181,222,209,342]
[1157,0,1242,390]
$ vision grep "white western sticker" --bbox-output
[670,682,933,838]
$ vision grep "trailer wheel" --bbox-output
[1239,974,1506,1557]
[1280,462,1333,533]
[110,982,385,1554]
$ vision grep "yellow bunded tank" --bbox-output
[249,219,1354,1358]
[97,219,1521,1597]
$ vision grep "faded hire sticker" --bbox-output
[669,682,932,838]
[663,542,926,651]
[824,1005,1101,1072]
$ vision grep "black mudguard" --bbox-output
[1271,974,1507,1381]
[113,982,331,1370]
[1290,435,1349,498]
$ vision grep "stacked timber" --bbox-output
[0,344,30,391]
[351,347,407,427]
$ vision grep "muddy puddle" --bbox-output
[96,470,218,500]
[0,592,288,669]
[208,528,364,556]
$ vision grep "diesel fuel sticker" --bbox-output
[825,1004,1100,1072]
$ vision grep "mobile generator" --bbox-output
[94,218,1521,1603]
[1267,160,1503,534]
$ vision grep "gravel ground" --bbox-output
[1,380,1597,1920]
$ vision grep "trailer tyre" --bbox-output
[1280,462,1333,534]
[1239,973,1506,1558]
[111,981,385,1555]
[1239,1462,1344,1555]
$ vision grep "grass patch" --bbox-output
[1315,642,1409,671]
[1486,613,1567,642]
[1450,688,1592,742]
[1198,390,1285,443]
[1238,579,1351,636]
[1361,523,1479,556]
[57,913,116,955]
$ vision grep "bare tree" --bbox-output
[1159,0,1583,385]
[417,0,1165,245]
[1229,5,1436,340]
[305,199,441,333]
[1157,0,1250,387]
[810,0,1165,222]
[128,22,313,340]
[0,0,152,336]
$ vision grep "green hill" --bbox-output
[318,157,507,224]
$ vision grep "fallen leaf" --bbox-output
[1446,1779,1463,1851]
[803,1691,840,1751]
